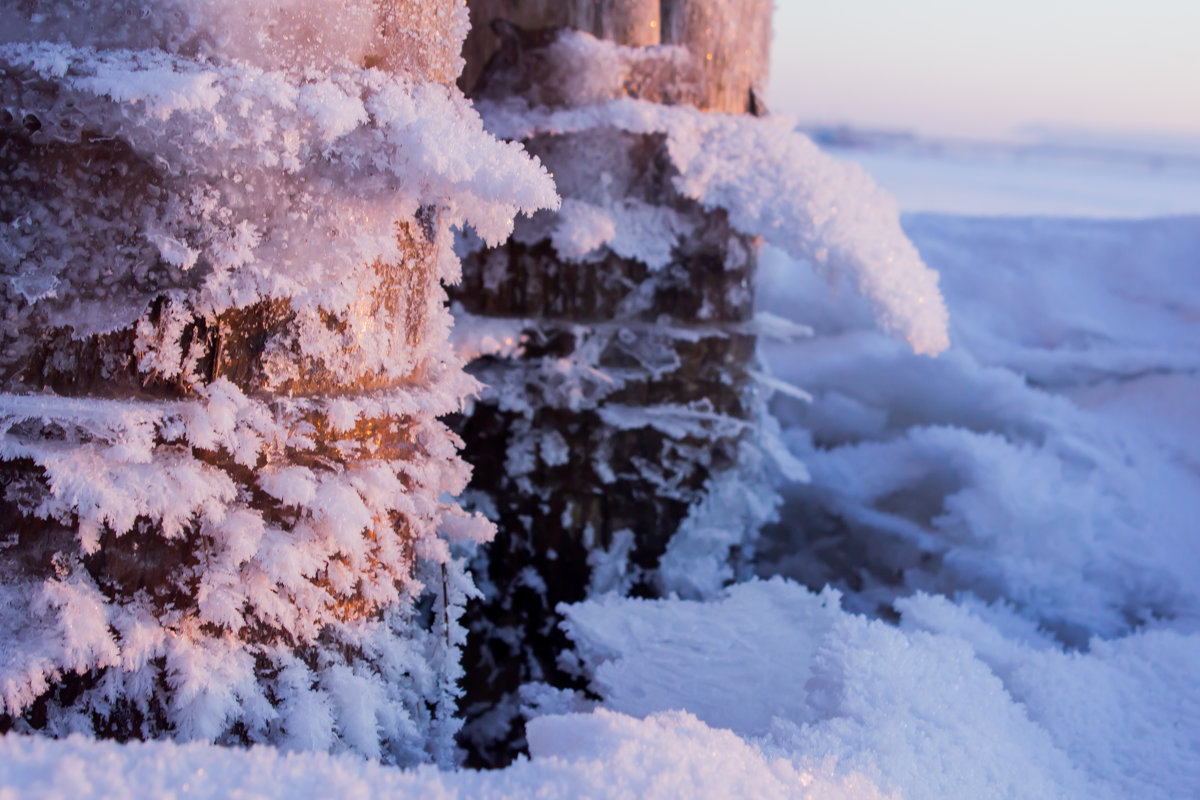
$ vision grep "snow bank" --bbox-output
[757,215,1200,639]
[4,577,1196,799]
[899,593,1200,800]
[562,578,1200,800]
[0,706,891,800]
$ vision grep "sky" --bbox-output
[768,0,1200,143]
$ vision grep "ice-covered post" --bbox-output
[452,0,777,763]
[0,0,554,763]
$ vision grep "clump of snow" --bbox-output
[521,709,891,800]
[479,70,950,355]
[549,199,619,261]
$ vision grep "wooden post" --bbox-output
[461,0,770,112]
[454,0,774,765]
[660,0,772,113]
[575,0,662,46]
[0,0,503,763]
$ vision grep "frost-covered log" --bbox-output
[453,0,778,764]
[452,0,949,763]
[0,0,555,764]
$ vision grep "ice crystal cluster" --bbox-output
[0,0,555,764]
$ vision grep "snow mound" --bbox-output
[0,708,891,800]
[562,578,1200,800]
[757,215,1200,639]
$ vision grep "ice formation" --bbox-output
[0,0,555,763]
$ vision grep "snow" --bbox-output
[561,578,1200,800]
[4,4,1200,798]
[904,215,1200,385]
[565,580,1094,799]
[757,213,1200,641]
[7,583,1196,798]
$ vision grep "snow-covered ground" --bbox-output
[4,143,1199,798]
[817,133,1200,218]
[823,147,1200,218]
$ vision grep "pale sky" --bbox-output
[769,0,1200,142]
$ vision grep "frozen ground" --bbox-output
[4,145,1199,797]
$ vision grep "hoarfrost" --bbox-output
[0,0,556,764]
